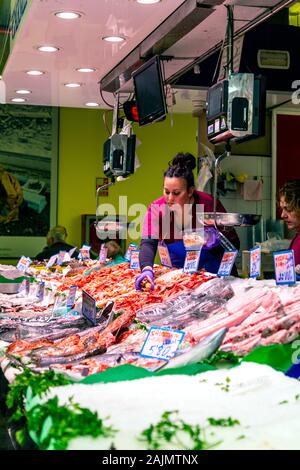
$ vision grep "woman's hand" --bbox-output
[135,268,154,291]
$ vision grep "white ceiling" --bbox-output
[2,0,295,112]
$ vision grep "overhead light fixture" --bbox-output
[85,102,100,107]
[37,45,59,52]
[54,11,82,19]
[26,70,45,75]
[64,82,82,88]
[11,97,27,103]
[102,35,125,43]
[76,67,96,73]
[136,0,161,4]
[16,89,32,94]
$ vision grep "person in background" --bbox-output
[34,225,78,261]
[0,164,23,224]
[279,180,300,270]
[104,240,126,267]
[135,152,240,291]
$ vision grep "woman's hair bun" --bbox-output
[171,152,196,171]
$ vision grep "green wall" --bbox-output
[59,108,198,249]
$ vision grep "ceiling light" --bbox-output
[76,67,96,73]
[37,45,59,52]
[11,98,26,103]
[26,70,45,76]
[16,89,31,94]
[54,11,82,19]
[136,0,161,4]
[85,102,100,107]
[64,83,82,88]
[102,35,125,43]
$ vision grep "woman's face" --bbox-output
[163,177,194,209]
[280,196,300,232]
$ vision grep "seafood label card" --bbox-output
[82,289,97,326]
[183,250,201,273]
[250,246,261,278]
[67,285,77,309]
[158,242,172,267]
[46,254,58,268]
[140,327,185,361]
[99,244,108,264]
[130,250,140,270]
[218,250,238,277]
[17,256,32,272]
[273,250,296,285]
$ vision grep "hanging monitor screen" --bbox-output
[132,55,167,127]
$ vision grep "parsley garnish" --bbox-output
[207,417,240,427]
[6,368,72,422]
[203,350,240,365]
[27,396,117,450]
[139,410,223,450]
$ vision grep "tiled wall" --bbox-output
[215,154,272,251]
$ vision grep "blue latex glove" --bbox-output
[135,268,154,291]
[204,227,220,249]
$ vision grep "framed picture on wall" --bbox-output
[0,104,58,258]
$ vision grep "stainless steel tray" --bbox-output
[204,213,261,227]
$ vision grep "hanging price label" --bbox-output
[82,289,97,326]
[273,250,296,285]
[250,246,261,278]
[218,250,238,277]
[140,327,185,361]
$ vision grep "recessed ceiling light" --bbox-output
[11,98,26,103]
[76,67,96,73]
[64,82,82,88]
[102,35,125,43]
[26,70,45,76]
[54,11,82,19]
[85,102,100,107]
[16,89,31,94]
[136,0,161,4]
[37,45,59,52]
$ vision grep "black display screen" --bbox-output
[133,56,167,127]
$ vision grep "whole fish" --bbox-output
[156,327,228,371]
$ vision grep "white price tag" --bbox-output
[130,250,140,270]
[250,246,261,278]
[158,242,172,267]
[183,250,201,273]
[82,290,97,325]
[218,250,238,277]
[99,244,108,264]
[46,254,58,268]
[17,256,32,272]
[67,285,77,309]
[140,327,185,361]
[273,250,296,285]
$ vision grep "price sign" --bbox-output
[130,250,140,270]
[124,243,138,261]
[18,278,30,295]
[183,250,201,273]
[82,289,97,326]
[68,247,77,258]
[17,256,32,272]
[99,244,108,264]
[67,285,77,309]
[158,242,172,267]
[250,246,261,278]
[57,251,66,266]
[36,281,45,302]
[140,327,185,361]
[273,250,296,285]
[218,250,238,277]
[79,244,91,260]
[46,254,58,268]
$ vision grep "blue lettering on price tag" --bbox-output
[273,250,296,285]
[183,249,201,273]
[130,250,140,270]
[82,289,97,326]
[36,281,45,302]
[250,246,261,278]
[218,250,238,277]
[140,326,185,361]
[17,256,32,272]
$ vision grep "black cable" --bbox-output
[99,83,115,109]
